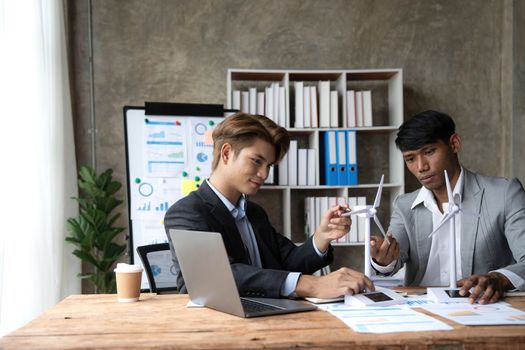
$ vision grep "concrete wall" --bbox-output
[66,0,524,287]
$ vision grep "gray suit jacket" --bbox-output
[164,181,333,298]
[385,169,525,290]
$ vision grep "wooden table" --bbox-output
[1,292,525,350]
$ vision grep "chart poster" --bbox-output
[124,104,224,289]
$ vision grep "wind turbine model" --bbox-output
[342,175,406,307]
[342,174,387,278]
[426,169,471,303]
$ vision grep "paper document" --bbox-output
[421,303,525,326]
[324,304,452,333]
[305,296,344,304]
[403,295,435,307]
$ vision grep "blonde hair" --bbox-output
[211,112,290,171]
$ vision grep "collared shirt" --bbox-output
[415,168,465,286]
[372,168,523,290]
[206,180,305,297]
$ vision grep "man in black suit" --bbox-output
[164,112,373,299]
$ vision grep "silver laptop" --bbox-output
[169,229,317,318]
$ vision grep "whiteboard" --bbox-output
[123,104,224,289]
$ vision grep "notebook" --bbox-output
[169,229,317,318]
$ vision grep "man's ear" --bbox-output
[449,133,461,153]
[220,143,232,164]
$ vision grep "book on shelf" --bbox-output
[264,166,274,184]
[346,130,358,185]
[355,91,363,127]
[278,153,288,185]
[278,86,286,127]
[265,86,273,120]
[310,85,318,128]
[303,86,311,128]
[346,90,356,127]
[348,197,358,242]
[297,149,308,186]
[249,87,257,114]
[288,140,298,186]
[241,91,249,113]
[321,131,338,186]
[318,81,330,128]
[294,81,304,128]
[362,90,373,127]
[272,82,279,125]
[330,90,339,128]
[336,130,347,185]
[257,92,265,115]
[307,149,316,186]
[232,90,241,110]
[356,196,366,242]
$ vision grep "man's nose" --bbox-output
[417,157,429,172]
[257,166,269,179]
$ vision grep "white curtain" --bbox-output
[0,0,80,336]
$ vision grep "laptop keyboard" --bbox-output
[241,298,282,313]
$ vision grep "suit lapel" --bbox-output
[198,181,251,263]
[460,170,483,277]
[414,204,433,284]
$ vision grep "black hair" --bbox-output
[395,110,456,152]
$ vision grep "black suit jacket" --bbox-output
[164,181,333,298]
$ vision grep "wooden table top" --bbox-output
[1,292,525,350]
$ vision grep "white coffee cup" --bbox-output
[114,263,143,302]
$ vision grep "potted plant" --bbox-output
[65,165,127,293]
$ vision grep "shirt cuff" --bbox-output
[371,258,397,274]
[492,269,525,291]
[313,239,327,257]
[282,272,301,297]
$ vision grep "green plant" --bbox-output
[65,165,127,293]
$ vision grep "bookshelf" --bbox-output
[226,69,404,246]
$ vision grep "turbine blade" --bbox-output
[373,174,385,209]
[428,212,455,238]
[341,207,369,217]
[373,214,387,237]
[444,170,454,204]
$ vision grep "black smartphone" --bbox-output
[445,289,470,298]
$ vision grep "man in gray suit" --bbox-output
[371,110,525,304]
[165,112,373,299]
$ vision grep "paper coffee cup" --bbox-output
[114,263,143,302]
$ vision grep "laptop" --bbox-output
[169,229,317,318]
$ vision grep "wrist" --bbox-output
[295,274,319,298]
[313,232,330,253]
[488,272,513,290]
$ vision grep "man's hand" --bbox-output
[457,272,514,304]
[314,205,352,252]
[370,233,399,266]
[295,267,374,299]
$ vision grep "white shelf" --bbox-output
[227,68,404,241]
[262,183,403,190]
